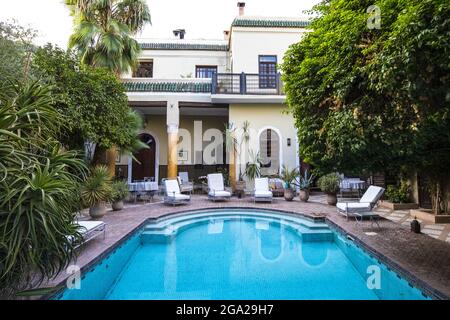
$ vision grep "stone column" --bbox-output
[167,100,179,179]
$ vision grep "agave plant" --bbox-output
[81,165,113,208]
[0,81,86,297]
[299,170,315,190]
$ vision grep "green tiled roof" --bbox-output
[231,18,310,28]
[140,42,229,51]
[123,81,212,93]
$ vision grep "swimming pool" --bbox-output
[56,209,429,300]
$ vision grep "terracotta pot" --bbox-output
[284,188,295,201]
[112,200,124,211]
[299,189,310,202]
[326,193,337,206]
[89,202,107,218]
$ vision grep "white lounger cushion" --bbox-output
[208,173,225,192]
[254,177,270,192]
[359,186,384,204]
[164,179,190,200]
[208,190,231,198]
[336,202,372,212]
[165,179,181,194]
[77,221,105,235]
[255,190,273,198]
[254,178,273,198]
[166,193,190,201]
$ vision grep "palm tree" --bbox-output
[66,0,151,175]
[66,0,151,75]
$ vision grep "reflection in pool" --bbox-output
[57,210,429,300]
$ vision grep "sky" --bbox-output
[0,0,319,48]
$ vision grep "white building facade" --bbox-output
[118,3,310,189]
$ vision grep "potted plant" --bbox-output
[299,170,315,202]
[244,150,261,197]
[110,180,129,211]
[81,165,113,218]
[280,165,299,201]
[317,173,340,205]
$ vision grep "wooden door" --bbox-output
[132,134,156,182]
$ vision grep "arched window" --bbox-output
[259,128,280,176]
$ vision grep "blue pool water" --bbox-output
[57,210,429,300]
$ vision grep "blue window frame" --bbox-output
[196,66,217,78]
[259,55,277,89]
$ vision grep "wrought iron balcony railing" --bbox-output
[212,73,284,95]
[123,73,284,95]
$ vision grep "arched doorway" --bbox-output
[132,133,156,182]
[259,128,281,176]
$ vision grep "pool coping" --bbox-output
[325,219,445,300]
[44,206,449,300]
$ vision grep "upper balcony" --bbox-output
[123,73,286,104]
[212,73,284,95]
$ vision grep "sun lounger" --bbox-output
[164,178,191,206]
[336,186,385,227]
[207,173,231,201]
[253,177,273,203]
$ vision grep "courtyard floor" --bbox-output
[45,193,450,300]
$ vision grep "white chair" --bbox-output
[336,186,385,227]
[253,177,273,203]
[72,221,106,248]
[207,173,231,201]
[164,179,191,206]
[178,172,194,194]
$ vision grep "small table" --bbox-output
[128,182,159,202]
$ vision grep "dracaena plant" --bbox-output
[0,81,87,297]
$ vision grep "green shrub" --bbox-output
[111,180,129,202]
[318,173,340,194]
[386,181,411,203]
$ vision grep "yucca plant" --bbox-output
[0,81,87,298]
[244,150,261,182]
[81,165,112,218]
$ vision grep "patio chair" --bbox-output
[207,173,231,201]
[336,185,385,228]
[164,179,191,206]
[253,177,273,203]
[73,221,106,248]
[178,172,194,194]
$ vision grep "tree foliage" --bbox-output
[282,0,450,212]
[32,44,142,154]
[0,20,37,85]
[65,0,151,75]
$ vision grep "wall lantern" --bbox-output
[287,138,291,147]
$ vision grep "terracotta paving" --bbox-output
[44,193,450,300]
